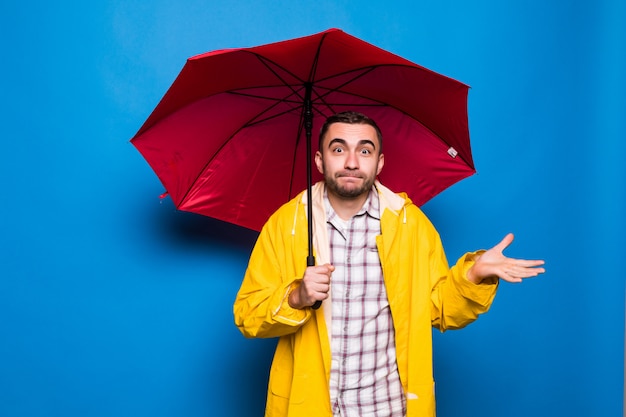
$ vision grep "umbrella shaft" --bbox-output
[304,82,314,265]
[304,83,321,310]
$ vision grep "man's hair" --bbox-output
[318,111,383,152]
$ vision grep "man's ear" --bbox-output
[315,151,324,175]
[376,153,385,175]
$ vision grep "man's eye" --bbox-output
[332,147,344,153]
[360,148,372,155]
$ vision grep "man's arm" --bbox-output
[430,232,545,331]
[233,212,314,339]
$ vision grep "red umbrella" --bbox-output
[131,28,475,275]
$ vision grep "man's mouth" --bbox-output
[336,172,362,179]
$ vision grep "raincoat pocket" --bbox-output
[270,371,307,404]
[268,341,306,405]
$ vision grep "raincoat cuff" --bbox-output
[455,250,498,307]
[272,280,311,326]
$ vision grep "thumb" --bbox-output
[493,233,514,253]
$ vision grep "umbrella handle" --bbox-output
[307,255,322,310]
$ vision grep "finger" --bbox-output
[312,282,330,294]
[315,263,335,275]
[493,233,515,253]
[499,274,523,283]
[315,273,331,284]
[511,268,544,278]
[511,259,545,267]
[504,265,545,281]
[505,261,546,276]
[301,280,330,299]
[312,291,330,303]
[499,268,524,283]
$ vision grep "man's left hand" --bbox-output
[467,233,545,284]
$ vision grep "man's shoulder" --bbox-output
[277,191,305,213]
[379,191,437,233]
[262,191,305,227]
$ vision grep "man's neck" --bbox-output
[326,191,368,221]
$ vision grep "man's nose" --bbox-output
[344,151,359,169]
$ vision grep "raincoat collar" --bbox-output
[297,179,410,266]
[300,180,408,214]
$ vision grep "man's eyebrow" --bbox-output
[358,139,376,149]
[327,138,377,149]
[327,138,347,148]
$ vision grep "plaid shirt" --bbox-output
[326,188,406,417]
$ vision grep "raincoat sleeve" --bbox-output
[428,230,498,331]
[233,204,313,339]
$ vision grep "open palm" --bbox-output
[467,233,545,284]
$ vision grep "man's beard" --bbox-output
[323,169,377,199]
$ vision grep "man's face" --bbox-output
[315,122,384,200]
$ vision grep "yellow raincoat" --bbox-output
[234,181,498,416]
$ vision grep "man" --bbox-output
[234,111,545,417]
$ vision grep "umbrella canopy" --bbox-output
[131,28,475,233]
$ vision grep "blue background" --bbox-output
[1,1,624,416]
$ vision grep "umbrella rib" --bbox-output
[227,88,303,104]
[248,52,306,98]
[290,114,306,200]
[306,31,325,83]
[226,88,305,121]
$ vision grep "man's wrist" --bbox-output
[466,265,499,286]
[288,283,304,309]
[466,266,481,284]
